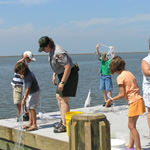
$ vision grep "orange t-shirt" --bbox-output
[117,70,142,104]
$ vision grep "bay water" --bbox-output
[0,53,147,119]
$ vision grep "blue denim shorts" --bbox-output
[99,74,113,91]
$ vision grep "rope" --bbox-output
[107,94,126,115]
[100,44,115,59]
[100,44,110,48]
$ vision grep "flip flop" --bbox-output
[22,125,31,129]
[26,126,38,131]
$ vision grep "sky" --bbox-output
[0,0,150,56]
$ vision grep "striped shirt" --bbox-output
[11,73,24,86]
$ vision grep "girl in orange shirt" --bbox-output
[106,56,145,150]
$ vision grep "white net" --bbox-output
[100,44,115,59]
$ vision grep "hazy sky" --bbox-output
[0,0,150,56]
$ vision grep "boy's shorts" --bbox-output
[99,75,113,91]
[12,85,23,104]
[128,98,146,117]
[26,90,40,109]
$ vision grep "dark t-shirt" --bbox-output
[24,69,40,94]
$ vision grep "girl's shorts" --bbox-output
[57,66,78,97]
[128,98,146,117]
[99,75,113,91]
[26,90,40,109]
[13,85,23,104]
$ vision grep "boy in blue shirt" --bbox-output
[14,62,40,131]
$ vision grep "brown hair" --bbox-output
[109,56,126,74]
[48,38,55,49]
[14,62,28,74]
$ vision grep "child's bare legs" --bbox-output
[25,109,32,127]
[56,94,70,126]
[103,91,112,106]
[107,91,112,98]
[102,90,107,102]
[25,109,37,127]
[147,107,150,137]
[128,116,141,150]
[30,109,37,128]
[16,104,21,116]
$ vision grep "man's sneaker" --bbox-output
[53,120,62,129]
[53,124,66,133]
[23,112,29,121]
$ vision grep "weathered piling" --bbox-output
[69,113,110,150]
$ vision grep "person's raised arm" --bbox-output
[17,54,28,63]
[96,43,101,58]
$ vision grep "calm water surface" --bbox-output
[0,53,147,119]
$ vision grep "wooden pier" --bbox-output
[0,114,69,150]
[0,105,149,150]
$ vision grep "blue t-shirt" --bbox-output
[24,69,40,94]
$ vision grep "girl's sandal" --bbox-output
[26,126,38,131]
[22,125,30,129]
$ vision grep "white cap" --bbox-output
[23,51,36,61]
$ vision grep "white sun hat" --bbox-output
[23,51,36,61]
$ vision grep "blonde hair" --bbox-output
[109,56,126,74]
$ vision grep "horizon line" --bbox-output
[0,51,148,58]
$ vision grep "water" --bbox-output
[0,53,147,119]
